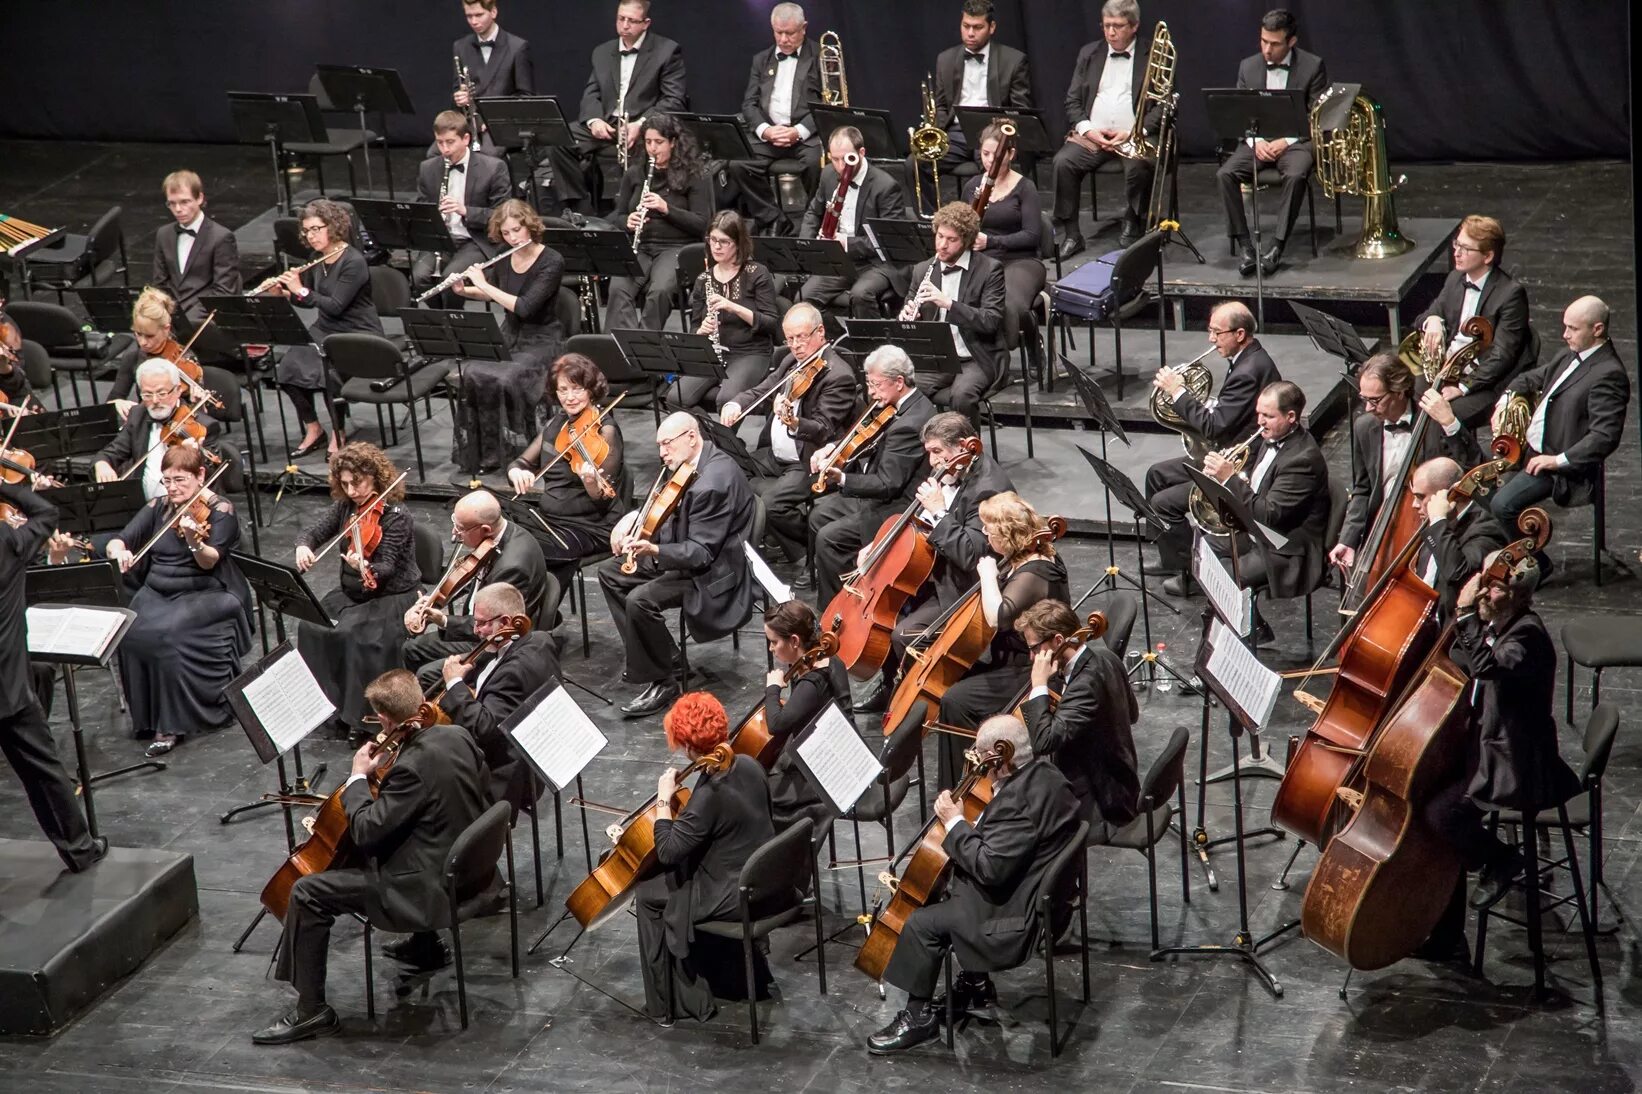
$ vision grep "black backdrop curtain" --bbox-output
[0,1,1626,161]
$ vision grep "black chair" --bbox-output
[285,75,376,196]
[1560,617,1642,724]
[19,205,129,304]
[1098,725,1191,951]
[370,265,415,358]
[691,817,823,1043]
[1101,591,1139,658]
[324,332,449,480]
[564,332,657,419]
[6,300,112,406]
[1233,164,1322,258]
[674,242,706,323]
[19,339,52,394]
[977,306,1030,460]
[360,800,519,1028]
[413,521,446,583]
[1079,230,1164,401]
[766,156,814,223]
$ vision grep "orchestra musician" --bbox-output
[806,346,936,603]
[253,669,491,1046]
[1052,0,1157,259]
[760,599,853,832]
[448,199,566,476]
[684,210,781,409]
[0,472,106,871]
[436,581,562,813]
[1407,457,1508,623]
[912,1,1033,205]
[637,691,775,1023]
[1417,554,1580,963]
[294,443,421,745]
[508,353,631,593]
[900,202,1008,424]
[962,120,1045,321]
[1490,294,1630,579]
[106,285,189,404]
[719,302,858,568]
[728,2,823,233]
[452,0,534,154]
[104,445,253,758]
[866,713,1081,1055]
[1327,354,1482,575]
[606,113,713,334]
[1416,216,1534,428]
[411,111,512,309]
[92,358,220,500]
[269,199,383,460]
[601,413,757,718]
[402,489,548,687]
[1017,598,1140,843]
[796,126,909,321]
[1215,9,1329,277]
[150,169,241,325]
[553,0,688,214]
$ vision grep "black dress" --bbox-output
[604,162,713,332]
[766,657,854,832]
[961,173,1046,318]
[273,247,384,403]
[681,262,780,410]
[452,246,567,473]
[294,500,421,733]
[508,414,628,580]
[116,496,253,739]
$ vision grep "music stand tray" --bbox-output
[12,403,122,462]
[26,561,125,607]
[233,551,335,630]
[753,236,855,279]
[544,228,645,279]
[862,218,933,265]
[1290,301,1374,371]
[201,295,315,351]
[315,64,415,117]
[692,412,762,479]
[38,481,145,537]
[673,112,757,162]
[350,198,458,255]
[809,105,908,159]
[838,318,960,376]
[480,96,575,152]
[397,307,511,362]
[76,286,141,335]
[227,91,327,214]
[955,107,1054,154]
[611,329,725,403]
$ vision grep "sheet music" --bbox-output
[1194,537,1253,638]
[796,703,880,813]
[509,685,609,790]
[1205,618,1281,729]
[239,647,336,755]
[25,606,126,660]
[743,542,792,604]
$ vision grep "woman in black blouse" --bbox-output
[293,443,420,743]
[270,199,384,460]
[507,353,629,592]
[760,599,854,832]
[682,210,780,410]
[605,113,713,333]
[450,199,567,474]
[960,120,1046,321]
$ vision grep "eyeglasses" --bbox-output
[160,476,198,487]
[707,236,735,247]
[784,325,822,345]
[300,224,327,237]
[1360,392,1390,408]
[657,432,692,447]
[1207,327,1235,338]
[1452,242,1484,254]
[139,387,180,402]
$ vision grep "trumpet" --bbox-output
[245,245,347,296]
[899,260,937,322]
[1187,428,1262,538]
[415,241,529,304]
[818,30,848,107]
[630,157,656,254]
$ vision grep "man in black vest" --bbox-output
[152,170,241,324]
[868,713,1082,1055]
[797,127,910,322]
[412,111,512,307]
[901,203,1008,424]
[728,2,824,233]
[1407,458,1508,624]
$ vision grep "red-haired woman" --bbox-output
[634,690,775,1022]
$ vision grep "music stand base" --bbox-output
[85,759,167,786]
[1204,735,1287,784]
[1151,938,1284,998]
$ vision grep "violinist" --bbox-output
[0,304,32,409]
[402,489,548,689]
[436,582,560,813]
[254,669,490,1046]
[1417,553,1580,963]
[508,353,629,592]
[807,346,935,601]
[601,412,757,718]
[682,210,780,410]
[1016,598,1140,843]
[294,443,421,745]
[637,691,775,1023]
[761,599,853,831]
[151,169,241,324]
[1407,457,1507,623]
[92,359,220,500]
[867,714,1080,1056]
[719,302,857,567]
[107,286,189,404]
[104,445,252,758]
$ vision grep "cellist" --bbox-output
[867,714,1080,1057]
[253,669,490,1046]
[1406,456,1508,623]
[759,599,854,832]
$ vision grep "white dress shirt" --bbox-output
[141,421,167,499]
[175,213,204,274]
[445,149,473,240]
[478,32,498,65]
[1447,269,1491,369]
[771,361,802,463]
[759,44,810,138]
[1079,48,1134,134]
[1526,343,1602,457]
[959,44,990,108]
[1264,60,1300,143]
[617,33,647,114]
[473,637,515,694]
[1379,413,1415,489]
[1417,515,1444,586]
[1249,438,1282,494]
[836,160,870,242]
[936,252,973,360]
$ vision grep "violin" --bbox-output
[811,400,898,494]
[778,349,829,430]
[621,462,695,574]
[307,470,409,592]
[126,463,231,566]
[406,534,500,635]
[564,743,737,930]
[424,615,533,706]
[118,402,221,481]
[554,401,620,499]
[729,619,843,768]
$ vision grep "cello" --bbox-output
[1300,509,1552,970]
[729,618,842,767]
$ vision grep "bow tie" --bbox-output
[966,51,985,62]
[447,161,465,173]
[1110,50,1131,59]
[1384,419,1413,433]
[619,47,639,57]
[942,264,963,276]
[177,226,197,237]
[1266,61,1291,70]
[476,37,497,49]
[776,51,795,61]
[1464,281,1482,292]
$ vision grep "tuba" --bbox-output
[1310,87,1414,259]
[818,31,848,107]
[1187,429,1262,538]
[909,75,950,219]
[1149,347,1217,461]
[1116,22,1176,162]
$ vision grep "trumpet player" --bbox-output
[452,1,534,126]
[900,202,1007,425]
[728,3,823,233]
[796,127,908,321]
[412,111,512,309]
[605,114,713,333]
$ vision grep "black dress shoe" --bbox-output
[791,568,815,591]
[1259,242,1283,277]
[288,435,327,461]
[1056,235,1086,262]
[1162,574,1198,598]
[856,678,889,715]
[67,836,109,873]
[1237,242,1258,277]
[1251,619,1277,647]
[383,933,452,970]
[252,1004,340,1045]
[1470,851,1525,910]
[621,680,682,719]
[1411,934,1471,966]
[932,974,997,1015]
[867,1008,941,1055]
[1118,219,1143,248]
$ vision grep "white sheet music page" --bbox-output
[797,702,880,812]
[1205,617,1282,728]
[25,606,125,660]
[509,685,609,790]
[241,647,336,755]
[1193,537,1253,637]
[743,542,792,603]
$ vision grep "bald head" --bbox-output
[657,411,702,467]
[1563,295,1609,353]
[456,489,502,527]
[1413,457,1462,494]
[474,581,527,617]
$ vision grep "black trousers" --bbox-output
[761,461,816,562]
[1449,388,1501,430]
[727,140,820,230]
[635,874,717,1020]
[1051,142,1153,231]
[936,661,1030,789]
[0,697,98,870]
[918,357,996,426]
[810,492,872,608]
[675,350,772,412]
[882,895,968,999]
[1216,143,1314,246]
[606,246,683,333]
[1423,777,1514,873]
[999,257,1047,321]
[798,266,896,322]
[1145,456,1196,573]
[597,556,693,684]
[403,631,473,692]
[412,240,490,311]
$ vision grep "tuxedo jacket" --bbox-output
[0,481,53,717]
[1020,644,1140,828]
[1417,504,1507,623]
[933,42,1032,131]
[741,42,824,141]
[151,217,241,323]
[454,28,534,99]
[799,162,907,264]
[415,151,513,258]
[654,442,757,641]
[1339,408,1483,550]
[904,251,1009,385]
[1225,427,1331,599]
[926,453,1015,603]
[1171,340,1280,448]
[731,345,859,463]
[1063,38,1159,133]
[96,404,222,473]
[1504,341,1630,504]
[840,389,937,531]
[653,754,775,952]
[579,34,688,123]
[438,630,561,811]
[441,520,550,640]
[1415,267,1533,395]
[1235,48,1329,148]
[341,722,492,933]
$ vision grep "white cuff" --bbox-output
[1442,417,1461,437]
[1027,684,1051,701]
[344,772,368,789]
[1170,387,1187,404]
[794,124,812,141]
[755,122,770,139]
[1074,120,1094,136]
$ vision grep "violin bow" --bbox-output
[515,392,627,497]
[310,470,410,564]
[129,463,231,565]
[117,400,208,482]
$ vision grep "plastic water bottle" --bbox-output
[1153,642,1173,693]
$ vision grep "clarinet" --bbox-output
[436,158,454,277]
[630,157,657,255]
[703,273,727,361]
[899,260,936,322]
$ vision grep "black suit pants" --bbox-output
[798,267,896,322]
[403,632,474,691]
[936,661,1031,790]
[1051,142,1152,230]
[606,246,683,332]
[809,491,872,608]
[675,350,772,412]
[635,874,718,1020]
[1216,143,1314,245]
[761,461,817,561]
[597,557,693,683]
[1146,456,1195,573]
[882,895,969,999]
[0,697,98,870]
[918,357,994,426]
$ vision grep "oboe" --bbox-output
[703,274,727,361]
[630,157,657,255]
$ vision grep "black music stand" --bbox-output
[837,318,959,379]
[752,236,855,279]
[673,112,757,164]
[691,411,763,481]
[481,97,576,211]
[12,404,122,475]
[861,218,934,266]
[544,228,645,336]
[201,292,318,497]
[612,328,725,409]
[1291,299,1372,478]
[954,107,1055,156]
[1203,88,1308,326]
[228,91,327,215]
[315,64,415,197]
[809,106,908,160]
[38,480,144,537]
[350,197,459,284]
[76,286,140,335]
[396,307,509,485]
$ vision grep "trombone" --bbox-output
[908,76,949,219]
[818,31,848,107]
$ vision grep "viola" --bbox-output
[0,309,20,367]
[117,403,220,482]
[730,620,842,768]
[621,462,694,574]
[555,404,618,499]
[811,400,898,494]
[353,498,384,591]
[778,350,829,430]
[407,534,500,635]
